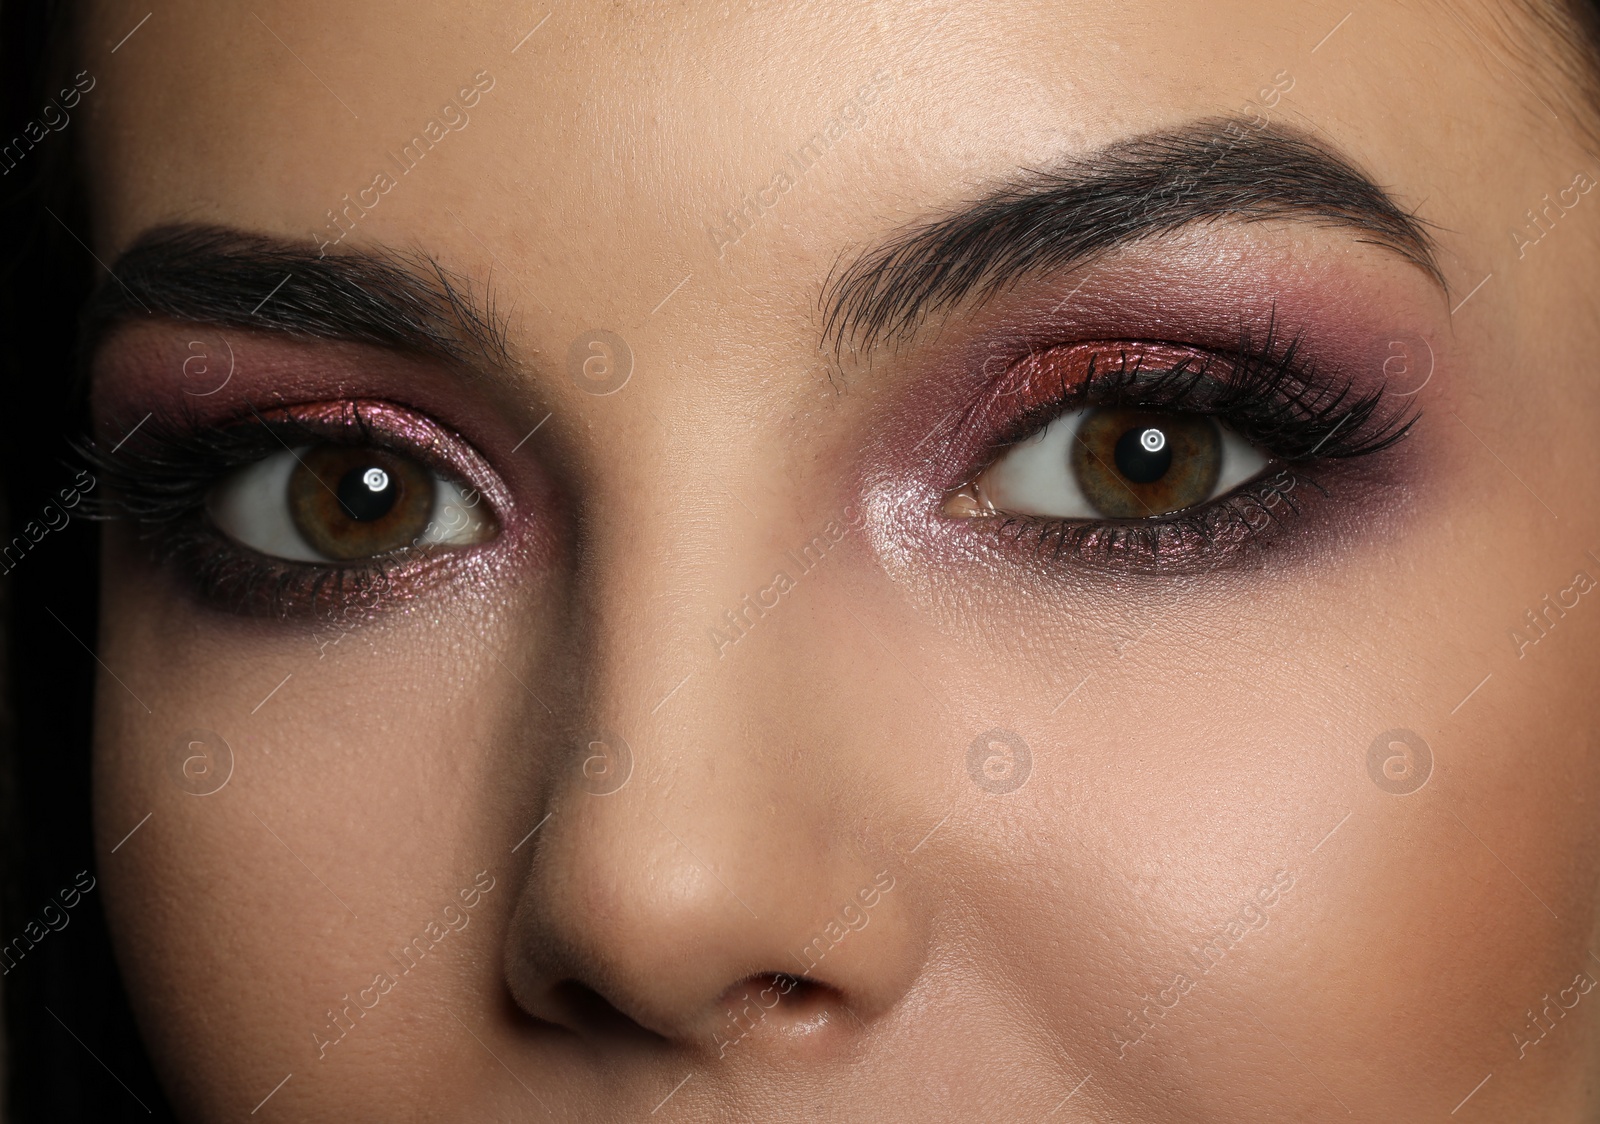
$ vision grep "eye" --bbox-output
[958,406,1271,520]
[208,444,493,562]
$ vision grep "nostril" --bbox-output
[757,974,833,1019]
[548,979,667,1044]
[710,973,848,1052]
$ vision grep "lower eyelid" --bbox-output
[983,467,1319,573]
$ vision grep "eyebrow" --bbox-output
[83,224,510,369]
[823,118,1442,355]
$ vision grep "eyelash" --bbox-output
[83,321,1408,608]
[80,401,493,617]
[958,320,1416,569]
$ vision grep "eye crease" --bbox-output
[953,405,1270,520]
[209,444,491,563]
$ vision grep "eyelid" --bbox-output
[82,397,515,616]
[978,342,1217,454]
[925,328,1415,572]
[85,399,512,533]
[967,333,1413,473]
[261,399,513,516]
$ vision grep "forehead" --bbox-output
[79,1,1569,333]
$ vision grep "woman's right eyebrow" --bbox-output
[823,117,1443,356]
[82,224,510,372]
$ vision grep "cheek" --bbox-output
[93,533,560,1118]
[835,478,1600,1117]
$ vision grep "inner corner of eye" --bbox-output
[942,480,993,518]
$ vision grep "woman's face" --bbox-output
[81,0,1600,1119]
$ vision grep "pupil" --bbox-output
[1113,425,1173,484]
[336,463,400,521]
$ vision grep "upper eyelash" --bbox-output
[958,320,1416,568]
[79,401,441,532]
[984,320,1417,471]
[81,408,323,530]
[77,402,485,616]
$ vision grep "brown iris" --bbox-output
[1070,408,1221,518]
[288,445,435,560]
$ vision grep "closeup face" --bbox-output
[78,0,1600,1120]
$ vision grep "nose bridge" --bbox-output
[503,460,923,1043]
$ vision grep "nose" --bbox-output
[503,598,922,1051]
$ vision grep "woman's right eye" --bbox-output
[207,444,493,563]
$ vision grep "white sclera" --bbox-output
[981,409,1271,518]
[208,447,492,562]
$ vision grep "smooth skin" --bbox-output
[81,0,1600,1119]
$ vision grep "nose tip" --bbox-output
[503,791,918,1051]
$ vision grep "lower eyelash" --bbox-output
[82,400,497,619]
[147,516,453,618]
[947,318,1416,570]
[988,467,1321,571]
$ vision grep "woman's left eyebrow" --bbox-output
[82,223,509,370]
[823,117,1443,356]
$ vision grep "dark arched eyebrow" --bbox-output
[822,118,1442,355]
[82,224,511,370]
[86,120,1437,374]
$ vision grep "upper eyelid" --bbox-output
[80,399,506,528]
[984,337,1414,462]
[932,352,1407,533]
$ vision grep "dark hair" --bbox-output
[1,2,1597,1121]
[0,3,176,1120]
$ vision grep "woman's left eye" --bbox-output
[951,406,1271,520]
[208,444,494,563]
